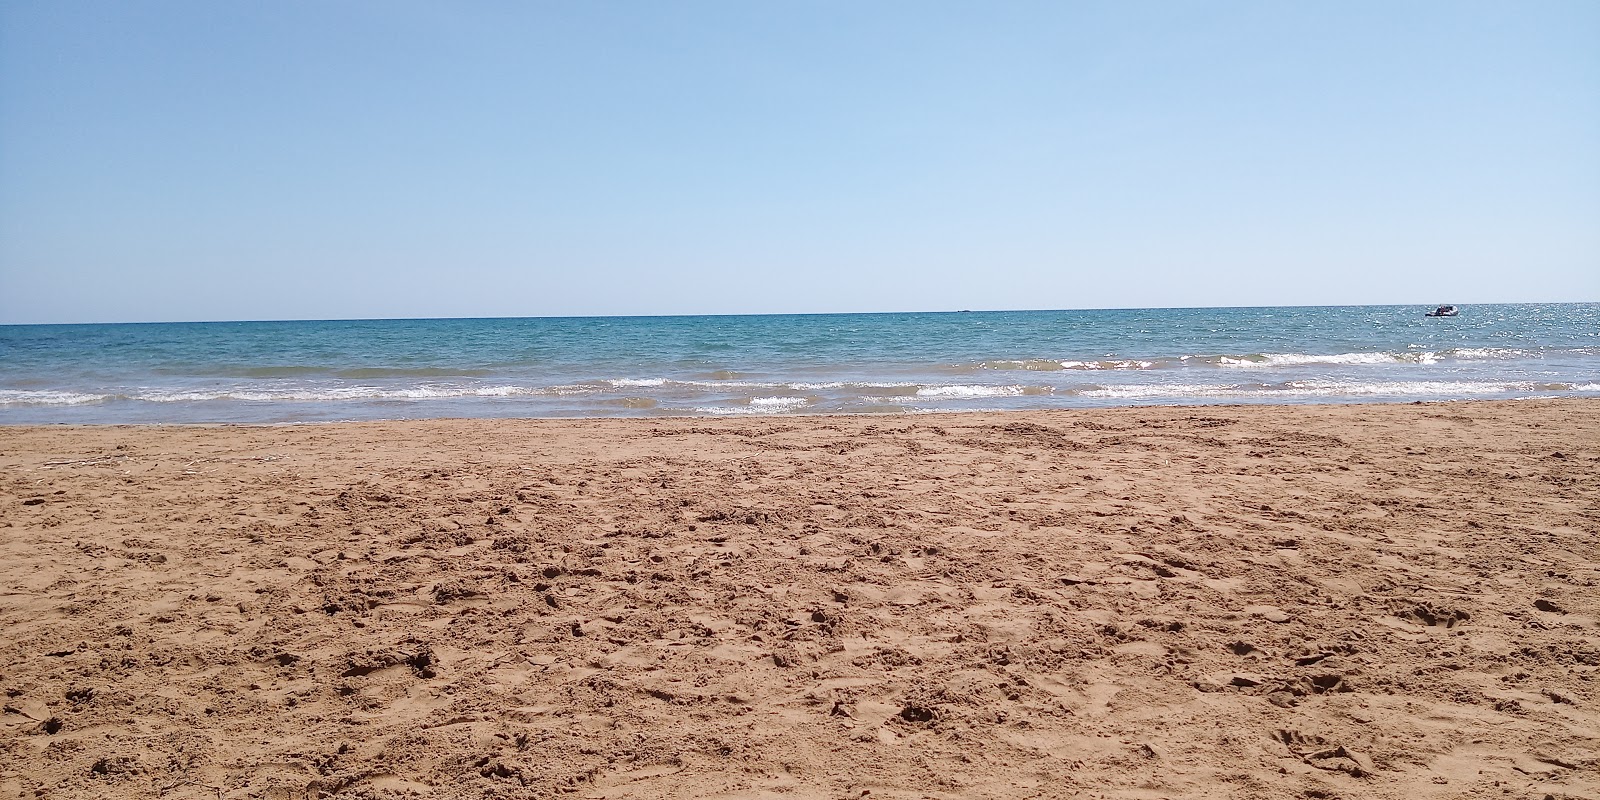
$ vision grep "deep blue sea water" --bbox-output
[1,304,1596,423]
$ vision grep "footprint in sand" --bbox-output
[1396,602,1470,628]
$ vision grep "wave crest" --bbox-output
[916,385,1031,398]
[0,390,111,406]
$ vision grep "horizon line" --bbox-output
[2,299,1595,327]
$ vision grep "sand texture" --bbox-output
[2,399,1598,800]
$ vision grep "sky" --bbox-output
[1,1,1596,324]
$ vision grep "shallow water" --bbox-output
[2,304,1596,423]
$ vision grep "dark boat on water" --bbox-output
[1426,305,1459,317]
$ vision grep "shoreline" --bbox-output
[3,398,1597,798]
[0,395,1588,430]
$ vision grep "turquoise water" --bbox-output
[1,304,1596,423]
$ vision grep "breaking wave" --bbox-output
[0,390,111,406]
[4,304,1597,423]
[0,385,579,405]
[953,347,1558,373]
[916,384,1029,398]
[1081,380,1599,400]
[749,397,810,409]
[1204,347,1550,367]
[1214,352,1433,367]
[233,366,495,378]
[968,359,1158,371]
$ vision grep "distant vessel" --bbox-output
[1426,305,1459,317]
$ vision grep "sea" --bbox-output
[1,304,1596,424]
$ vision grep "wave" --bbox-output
[609,377,917,392]
[1205,347,1550,367]
[916,384,1039,398]
[690,396,814,415]
[334,367,495,379]
[959,348,1562,372]
[1213,352,1431,367]
[0,381,854,406]
[229,366,495,379]
[134,385,552,402]
[0,390,112,406]
[4,371,1596,411]
[1442,348,1532,361]
[0,385,577,405]
[1081,379,1600,399]
[749,396,810,409]
[693,403,802,416]
[971,359,1159,372]
[1078,383,1240,399]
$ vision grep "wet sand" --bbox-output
[2,399,1597,799]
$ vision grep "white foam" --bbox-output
[979,359,1157,371]
[1081,384,1234,399]
[611,377,840,391]
[749,397,809,408]
[121,385,565,403]
[786,381,917,390]
[916,384,1027,398]
[1084,379,1577,399]
[1217,352,1436,367]
[0,390,111,406]
[0,380,925,408]
[692,405,784,416]
[1066,359,1155,370]
[1443,347,1528,360]
[1279,380,1545,396]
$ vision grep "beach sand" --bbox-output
[1,399,1597,799]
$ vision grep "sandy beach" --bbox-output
[1,399,1596,800]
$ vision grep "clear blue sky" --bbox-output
[2,1,1596,324]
